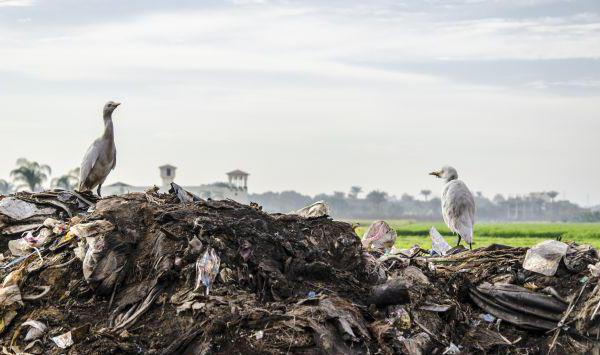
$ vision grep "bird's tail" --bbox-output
[457,224,473,244]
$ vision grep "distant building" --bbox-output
[103,165,250,204]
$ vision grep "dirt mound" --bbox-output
[1,189,599,354]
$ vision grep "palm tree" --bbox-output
[52,167,80,190]
[546,191,559,203]
[0,179,14,195]
[420,189,431,201]
[349,186,363,199]
[10,158,52,192]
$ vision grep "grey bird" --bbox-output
[78,101,121,196]
[430,166,475,249]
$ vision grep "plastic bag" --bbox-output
[362,220,397,252]
[194,247,221,296]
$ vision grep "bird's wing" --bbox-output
[111,148,117,170]
[79,139,102,190]
[443,181,475,242]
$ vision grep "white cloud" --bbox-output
[0,0,31,7]
[0,1,598,205]
[1,5,598,84]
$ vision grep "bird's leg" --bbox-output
[97,185,102,197]
[469,242,472,250]
[456,235,462,247]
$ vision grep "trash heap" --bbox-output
[1,188,600,354]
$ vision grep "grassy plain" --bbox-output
[349,220,600,249]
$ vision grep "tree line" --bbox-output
[250,187,599,222]
[0,158,79,194]
[1,158,597,222]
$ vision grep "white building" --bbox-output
[103,165,250,204]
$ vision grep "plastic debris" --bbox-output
[470,282,567,330]
[443,343,461,354]
[82,234,108,281]
[308,291,317,299]
[22,319,48,341]
[24,228,53,248]
[0,197,55,221]
[420,303,453,313]
[54,230,78,250]
[69,220,114,239]
[188,236,203,253]
[0,284,23,307]
[0,251,39,270]
[219,267,234,284]
[8,228,54,257]
[480,313,496,323]
[430,226,452,256]
[390,306,411,330]
[255,330,264,340]
[294,201,329,218]
[51,331,74,348]
[51,324,90,349]
[170,182,202,203]
[362,220,398,252]
[44,217,67,234]
[389,244,422,258]
[8,237,31,257]
[523,240,569,276]
[194,247,221,296]
[588,262,600,277]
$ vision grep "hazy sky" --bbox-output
[1,0,599,205]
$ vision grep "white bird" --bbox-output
[78,101,120,196]
[430,166,475,249]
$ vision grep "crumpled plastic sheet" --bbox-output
[70,220,115,239]
[362,220,397,252]
[22,319,48,341]
[295,201,330,218]
[0,197,55,221]
[194,247,221,296]
[522,240,569,276]
[0,284,23,307]
[430,226,451,256]
[170,182,202,203]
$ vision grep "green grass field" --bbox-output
[349,220,600,249]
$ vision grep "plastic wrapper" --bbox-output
[295,201,329,218]
[430,226,451,256]
[362,220,397,252]
[523,240,569,276]
[194,247,221,296]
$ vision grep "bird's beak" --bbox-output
[114,102,121,107]
[429,171,442,178]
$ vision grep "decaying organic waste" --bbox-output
[1,187,600,354]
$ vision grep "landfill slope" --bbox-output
[1,189,600,354]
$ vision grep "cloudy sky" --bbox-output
[0,0,599,205]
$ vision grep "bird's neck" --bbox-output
[103,115,114,139]
[444,176,458,184]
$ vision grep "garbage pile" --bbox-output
[1,189,600,354]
